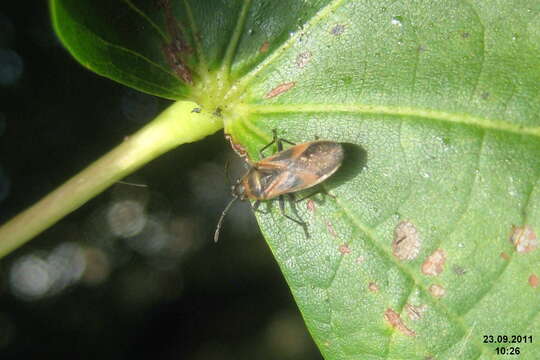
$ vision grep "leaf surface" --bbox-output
[51,0,540,358]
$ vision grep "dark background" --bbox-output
[0,2,322,359]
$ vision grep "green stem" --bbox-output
[0,100,222,258]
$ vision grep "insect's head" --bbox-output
[231,179,246,201]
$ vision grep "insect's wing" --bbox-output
[260,141,344,198]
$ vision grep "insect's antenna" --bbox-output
[214,197,238,243]
[117,180,148,187]
[224,160,232,186]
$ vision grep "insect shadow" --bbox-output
[323,142,367,188]
[293,142,367,207]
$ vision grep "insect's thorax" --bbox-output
[240,167,278,200]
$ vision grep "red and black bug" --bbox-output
[214,130,344,242]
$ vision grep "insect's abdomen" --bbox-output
[295,141,344,179]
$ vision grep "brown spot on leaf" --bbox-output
[264,82,296,99]
[529,274,539,288]
[159,0,193,84]
[510,225,538,253]
[259,41,270,53]
[500,252,511,260]
[452,265,466,276]
[162,43,193,84]
[224,133,247,158]
[393,221,421,260]
[213,107,223,117]
[368,282,379,292]
[406,303,427,321]
[338,244,351,255]
[384,308,416,337]
[330,24,346,36]
[327,221,338,237]
[428,284,445,298]
[306,199,316,213]
[296,51,312,68]
[422,249,446,276]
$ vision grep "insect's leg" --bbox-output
[252,200,270,214]
[278,131,296,150]
[224,160,232,186]
[259,130,278,158]
[295,187,336,203]
[260,130,297,157]
[279,195,310,238]
[252,200,261,212]
[272,129,296,152]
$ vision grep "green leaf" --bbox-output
[50,0,540,359]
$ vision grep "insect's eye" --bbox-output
[233,183,245,198]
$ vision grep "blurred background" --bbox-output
[0,2,322,359]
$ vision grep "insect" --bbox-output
[214,130,344,242]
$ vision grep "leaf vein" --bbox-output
[220,0,253,81]
[244,103,540,138]
[461,0,486,103]
[225,0,347,101]
[122,0,168,41]
[183,0,208,69]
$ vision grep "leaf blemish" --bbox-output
[259,41,270,53]
[406,303,427,321]
[510,225,538,253]
[384,308,416,337]
[162,43,193,84]
[452,265,467,276]
[529,274,539,288]
[391,16,403,27]
[500,252,511,260]
[296,51,312,68]
[393,221,421,261]
[306,199,315,213]
[330,24,346,36]
[327,221,338,237]
[428,284,445,298]
[264,82,296,99]
[338,244,351,255]
[421,249,446,276]
[159,0,193,84]
[224,133,247,158]
[368,282,379,292]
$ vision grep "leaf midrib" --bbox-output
[240,103,540,139]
